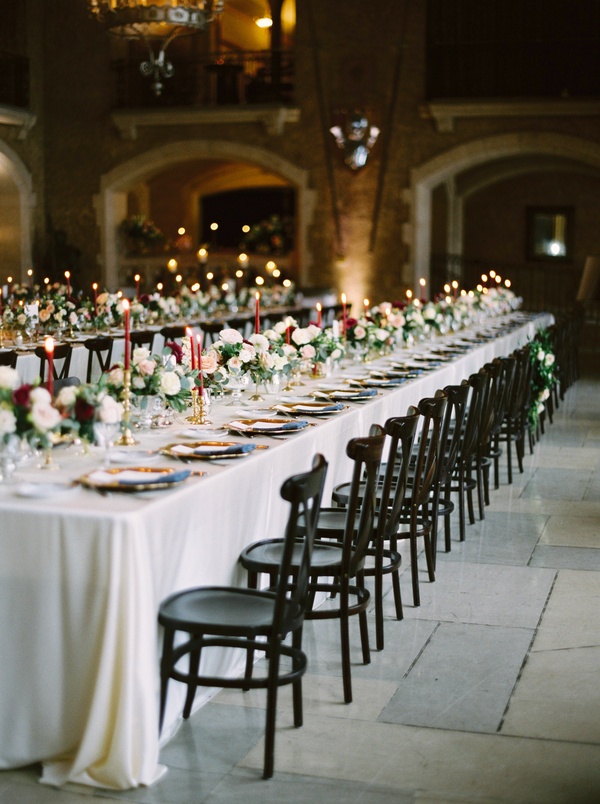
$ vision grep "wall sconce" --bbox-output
[330,111,380,171]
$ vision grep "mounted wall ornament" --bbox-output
[329,111,380,171]
[88,1,224,96]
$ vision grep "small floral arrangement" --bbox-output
[290,323,344,365]
[95,292,125,330]
[104,347,196,413]
[121,215,165,254]
[0,367,62,447]
[38,293,80,333]
[179,339,228,396]
[528,329,556,430]
[55,383,123,443]
[212,329,288,385]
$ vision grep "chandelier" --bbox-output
[88,1,225,96]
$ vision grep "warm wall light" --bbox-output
[255,276,265,286]
[88,1,224,96]
[330,111,380,171]
[255,15,272,28]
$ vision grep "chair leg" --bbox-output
[339,587,353,704]
[409,514,421,607]
[423,525,435,583]
[263,644,281,780]
[458,467,466,542]
[182,639,202,719]
[444,481,452,553]
[374,533,384,651]
[357,570,370,666]
[291,627,304,728]
[159,626,176,735]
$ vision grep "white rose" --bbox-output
[539,388,550,402]
[0,366,20,390]
[132,376,146,390]
[160,371,181,397]
[375,328,389,342]
[68,311,78,325]
[137,359,156,377]
[260,352,275,370]
[545,353,555,367]
[272,354,288,371]
[239,347,255,364]
[108,367,124,387]
[30,401,61,432]
[132,347,150,365]
[16,314,27,326]
[300,344,316,359]
[273,321,287,335]
[219,328,244,345]
[98,394,123,424]
[306,324,322,340]
[30,387,51,406]
[291,327,310,346]
[227,356,243,373]
[249,333,269,352]
[0,408,17,437]
[331,348,342,360]
[56,386,78,407]
[354,325,367,340]
[537,350,545,362]
[282,344,297,358]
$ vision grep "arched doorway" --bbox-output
[406,132,600,294]
[95,140,315,291]
[0,139,35,283]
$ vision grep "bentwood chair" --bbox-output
[0,349,18,368]
[494,346,532,484]
[240,425,385,704]
[159,325,188,343]
[83,336,113,382]
[331,411,420,650]
[129,329,155,354]
[35,343,73,385]
[158,454,328,780]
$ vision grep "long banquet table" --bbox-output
[0,312,552,790]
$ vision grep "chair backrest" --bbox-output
[378,409,420,539]
[439,381,470,484]
[340,423,386,577]
[35,343,73,382]
[274,454,328,635]
[84,336,114,382]
[130,330,155,354]
[410,390,448,508]
[506,346,531,422]
[0,349,18,368]
[490,356,515,436]
[53,376,81,394]
[460,371,487,465]
[160,325,188,343]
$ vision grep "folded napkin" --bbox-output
[88,469,190,486]
[230,419,306,431]
[170,443,255,456]
[275,403,343,414]
[330,389,376,399]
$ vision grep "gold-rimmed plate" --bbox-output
[78,466,194,492]
[226,418,310,435]
[161,441,265,460]
[271,401,346,416]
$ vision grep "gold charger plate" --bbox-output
[226,418,310,435]
[271,402,347,416]
[161,441,266,460]
[78,466,194,492]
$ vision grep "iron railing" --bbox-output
[112,49,295,109]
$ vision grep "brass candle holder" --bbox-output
[187,386,211,425]
[39,442,59,471]
[116,368,138,446]
[0,321,4,348]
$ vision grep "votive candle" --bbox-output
[45,336,55,397]
[122,298,130,370]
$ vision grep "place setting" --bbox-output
[160,440,265,461]
[310,387,378,403]
[77,466,197,494]
[224,418,312,438]
[270,400,347,417]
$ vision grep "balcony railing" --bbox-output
[0,51,29,108]
[112,49,295,109]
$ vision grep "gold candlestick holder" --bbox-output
[39,443,59,471]
[116,369,138,446]
[0,321,4,348]
[187,386,211,425]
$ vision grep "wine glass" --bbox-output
[93,421,120,469]
[226,372,250,406]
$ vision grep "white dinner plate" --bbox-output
[14,482,80,499]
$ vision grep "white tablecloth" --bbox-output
[0,313,552,789]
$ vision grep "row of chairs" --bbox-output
[156,312,578,778]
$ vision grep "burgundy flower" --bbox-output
[12,384,32,407]
[345,317,358,330]
[74,398,95,422]
[165,341,183,364]
[139,294,150,304]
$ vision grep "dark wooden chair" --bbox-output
[83,336,114,382]
[35,343,73,385]
[0,350,18,368]
[240,426,385,704]
[159,325,188,343]
[158,454,328,780]
[129,330,155,355]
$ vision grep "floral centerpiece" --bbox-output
[121,215,165,256]
[0,367,61,448]
[55,383,123,443]
[104,347,195,413]
[289,323,344,371]
[178,339,228,398]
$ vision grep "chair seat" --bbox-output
[241,537,345,574]
[160,586,297,636]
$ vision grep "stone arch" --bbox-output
[0,139,35,280]
[95,140,316,289]
[405,132,600,292]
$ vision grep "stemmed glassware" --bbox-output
[93,420,120,469]
[226,372,250,406]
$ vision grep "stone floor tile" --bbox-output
[501,646,600,744]
[520,468,592,501]
[529,545,600,571]
[529,569,600,652]
[378,622,533,733]
[539,515,600,548]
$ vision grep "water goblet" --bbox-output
[93,421,120,469]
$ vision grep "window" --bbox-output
[526,207,573,261]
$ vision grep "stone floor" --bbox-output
[1,373,599,803]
